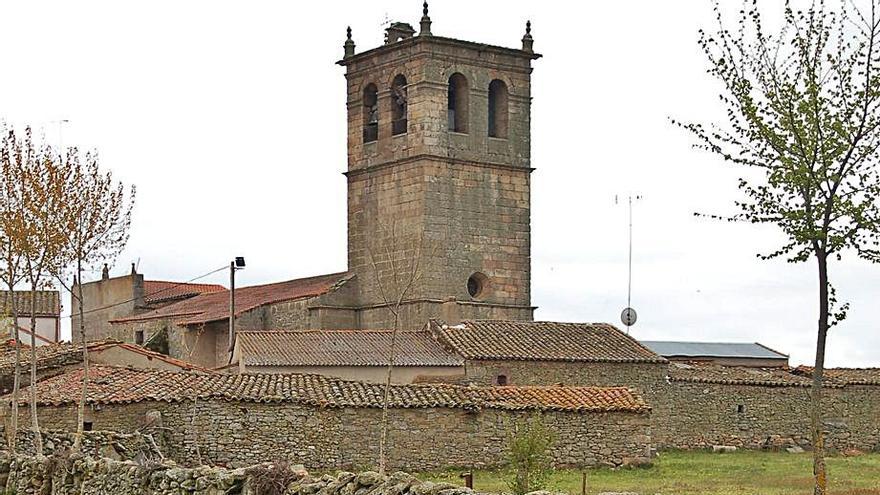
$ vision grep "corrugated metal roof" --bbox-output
[640,341,788,359]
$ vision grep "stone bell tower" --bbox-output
[339,3,540,329]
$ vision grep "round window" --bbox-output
[467,272,488,299]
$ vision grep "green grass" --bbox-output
[415,451,880,495]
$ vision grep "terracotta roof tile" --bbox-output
[668,362,828,388]
[112,272,352,326]
[0,290,60,317]
[0,340,83,378]
[142,281,226,305]
[432,320,666,363]
[0,340,211,378]
[237,330,464,367]
[793,366,880,386]
[13,365,650,413]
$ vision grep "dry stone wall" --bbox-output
[1,429,162,462]
[653,381,880,452]
[0,452,484,495]
[21,399,652,471]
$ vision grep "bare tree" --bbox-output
[0,126,27,452]
[677,1,880,493]
[365,219,429,475]
[53,146,135,451]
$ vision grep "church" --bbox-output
[29,3,880,460]
[98,3,660,383]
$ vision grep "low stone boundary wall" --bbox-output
[653,382,880,452]
[0,451,478,495]
[1,428,163,461]
[17,400,653,470]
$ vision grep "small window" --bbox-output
[135,330,144,345]
[488,79,509,138]
[448,73,469,133]
[363,83,379,143]
[736,404,745,414]
[391,75,408,136]
[496,374,508,386]
[467,272,488,299]
[83,421,93,432]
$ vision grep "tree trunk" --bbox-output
[73,260,89,452]
[7,287,21,453]
[27,287,43,455]
[811,252,829,495]
[377,309,400,475]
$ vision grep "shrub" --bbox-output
[506,415,555,495]
[245,460,300,495]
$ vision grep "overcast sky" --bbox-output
[1,1,877,367]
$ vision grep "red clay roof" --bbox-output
[432,320,666,363]
[12,365,649,413]
[0,340,211,378]
[793,366,880,386]
[112,272,353,326]
[237,330,464,367]
[143,280,226,305]
[0,290,60,317]
[668,362,827,388]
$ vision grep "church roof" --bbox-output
[111,272,353,326]
[236,330,463,368]
[11,365,649,413]
[640,341,788,360]
[431,320,666,364]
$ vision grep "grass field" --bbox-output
[416,451,880,495]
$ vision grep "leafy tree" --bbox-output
[0,126,27,452]
[54,146,135,451]
[506,415,555,495]
[677,1,880,492]
[0,125,70,455]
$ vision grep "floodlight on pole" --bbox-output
[228,257,246,353]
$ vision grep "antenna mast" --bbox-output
[619,194,641,333]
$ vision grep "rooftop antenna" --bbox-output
[615,194,642,333]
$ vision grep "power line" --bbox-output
[62,265,227,320]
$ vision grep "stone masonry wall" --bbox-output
[462,360,666,390]
[2,429,163,461]
[653,382,880,452]
[0,453,481,495]
[19,400,652,471]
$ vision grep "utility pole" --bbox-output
[228,257,245,353]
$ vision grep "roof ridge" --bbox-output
[145,280,226,287]
[236,271,351,291]
[239,328,426,334]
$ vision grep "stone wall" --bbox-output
[2,429,163,461]
[1,452,481,495]
[653,382,880,452]
[461,360,666,390]
[17,399,652,471]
